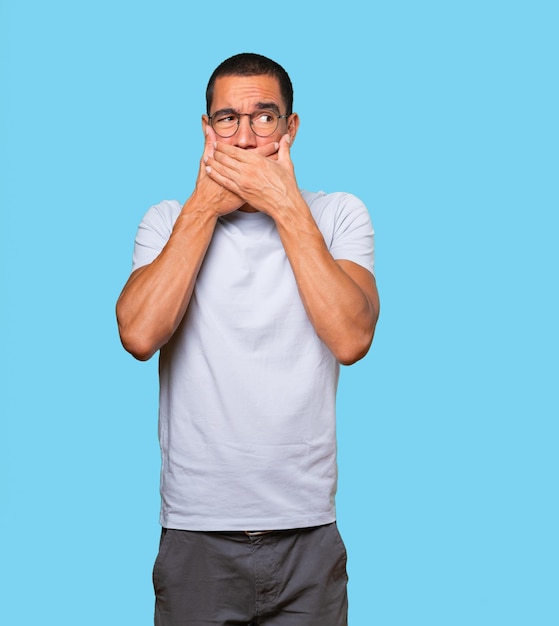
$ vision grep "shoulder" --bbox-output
[300,189,375,273]
[139,199,182,231]
[300,189,372,234]
[132,200,183,271]
[301,190,369,221]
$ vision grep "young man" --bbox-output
[117,52,379,626]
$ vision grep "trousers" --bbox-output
[153,522,348,626]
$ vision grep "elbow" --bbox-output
[118,326,159,361]
[125,340,157,362]
[332,315,379,366]
[334,337,373,366]
[116,302,160,361]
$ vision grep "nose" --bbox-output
[234,114,257,149]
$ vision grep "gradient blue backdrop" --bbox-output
[1,1,557,624]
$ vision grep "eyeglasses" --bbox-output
[208,109,289,138]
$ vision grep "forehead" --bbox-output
[210,74,284,112]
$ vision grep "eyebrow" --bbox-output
[254,102,281,113]
[211,102,281,117]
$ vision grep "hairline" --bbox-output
[207,74,289,116]
[205,54,294,117]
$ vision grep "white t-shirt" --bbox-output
[132,190,375,531]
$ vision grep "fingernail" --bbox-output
[203,156,208,164]
[212,141,217,149]
[274,142,279,150]
[205,166,212,174]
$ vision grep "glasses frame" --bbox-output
[208,111,290,138]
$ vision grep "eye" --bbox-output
[254,111,276,124]
[216,114,237,124]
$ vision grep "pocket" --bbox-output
[332,523,347,552]
[152,528,172,590]
[331,523,349,581]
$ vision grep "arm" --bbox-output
[275,207,379,365]
[205,136,380,364]
[116,129,279,361]
[116,204,218,361]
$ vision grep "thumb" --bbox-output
[197,125,217,181]
[277,133,292,163]
[203,124,217,157]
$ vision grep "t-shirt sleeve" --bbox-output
[131,200,181,271]
[312,192,376,276]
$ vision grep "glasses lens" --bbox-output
[211,114,239,138]
[251,110,278,137]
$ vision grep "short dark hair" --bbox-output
[206,53,293,116]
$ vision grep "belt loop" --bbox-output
[244,530,274,537]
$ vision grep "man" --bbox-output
[116,53,379,626]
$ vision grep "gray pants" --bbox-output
[153,522,348,626]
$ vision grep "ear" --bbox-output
[287,113,300,144]
[201,114,210,135]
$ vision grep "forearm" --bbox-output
[275,197,379,365]
[116,201,218,360]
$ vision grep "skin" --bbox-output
[116,74,380,364]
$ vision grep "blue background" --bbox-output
[1,1,557,624]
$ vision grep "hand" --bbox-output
[194,126,282,217]
[204,134,300,217]
[192,125,244,217]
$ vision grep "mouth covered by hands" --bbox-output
[203,131,299,217]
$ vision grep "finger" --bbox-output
[253,141,280,157]
[209,150,242,174]
[205,162,239,195]
[214,140,279,162]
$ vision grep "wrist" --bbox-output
[175,194,219,232]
